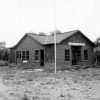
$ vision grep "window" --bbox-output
[16,50,29,61]
[16,51,21,58]
[84,50,88,60]
[22,51,25,60]
[35,50,39,61]
[65,50,70,61]
[76,50,81,61]
[26,51,29,60]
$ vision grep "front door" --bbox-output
[72,46,81,65]
[40,50,44,66]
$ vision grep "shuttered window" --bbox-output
[65,50,70,61]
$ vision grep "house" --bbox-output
[10,30,95,70]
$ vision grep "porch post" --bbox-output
[70,46,72,67]
[81,46,84,66]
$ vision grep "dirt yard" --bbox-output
[0,66,100,100]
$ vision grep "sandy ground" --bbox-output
[0,66,100,100]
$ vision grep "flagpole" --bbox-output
[53,0,56,73]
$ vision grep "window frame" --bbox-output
[26,51,29,60]
[16,50,29,61]
[84,50,88,61]
[16,51,21,59]
[65,49,70,62]
[76,49,81,61]
[34,50,40,62]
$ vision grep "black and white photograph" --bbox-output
[0,0,100,100]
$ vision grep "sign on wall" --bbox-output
[68,42,85,46]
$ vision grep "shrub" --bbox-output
[44,62,55,72]
[0,60,8,66]
[8,63,21,68]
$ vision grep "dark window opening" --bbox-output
[35,50,39,61]
[84,50,88,60]
[22,51,29,61]
[16,51,21,58]
[76,50,81,61]
[65,50,70,61]
[40,50,44,66]
[16,50,29,61]
[26,51,29,60]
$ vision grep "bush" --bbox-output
[44,62,55,72]
[0,60,8,66]
[8,63,21,68]
[8,63,17,68]
[44,62,68,72]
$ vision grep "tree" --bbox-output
[95,36,100,46]
[0,41,8,61]
[38,32,46,36]
[50,29,62,35]
[0,41,6,50]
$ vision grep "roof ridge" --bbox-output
[26,33,38,35]
[27,30,79,37]
[49,30,79,36]
[27,33,48,37]
[63,29,79,34]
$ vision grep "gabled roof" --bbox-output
[27,33,47,44]
[46,30,78,44]
[27,30,78,44]
[11,30,95,49]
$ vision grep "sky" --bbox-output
[0,0,100,47]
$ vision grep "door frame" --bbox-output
[40,49,45,66]
[71,46,82,65]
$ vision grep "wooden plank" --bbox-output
[68,42,85,46]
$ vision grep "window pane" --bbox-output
[16,51,29,61]
[65,50,70,61]
[22,51,29,60]
[26,56,29,60]
[16,54,19,58]
[35,50,39,55]
[84,50,88,60]
[22,56,25,60]
[35,50,39,61]
[22,51,25,56]
[76,50,81,60]
[16,51,21,58]
[26,51,29,55]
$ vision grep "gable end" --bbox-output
[60,30,95,47]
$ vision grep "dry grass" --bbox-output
[0,66,100,100]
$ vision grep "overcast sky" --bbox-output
[0,0,100,47]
